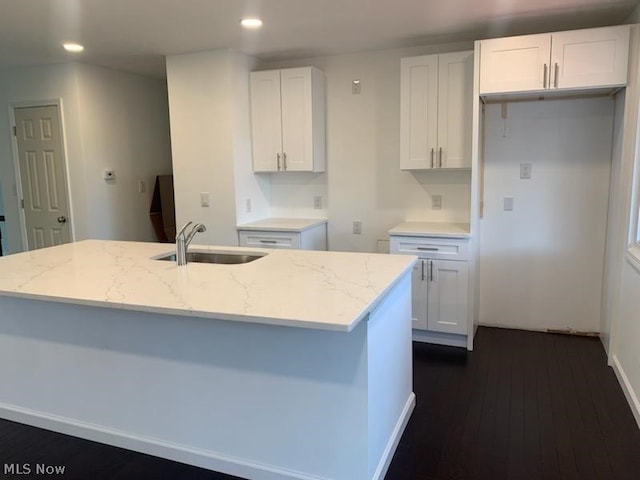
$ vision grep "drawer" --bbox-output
[389,235,469,260]
[238,230,301,249]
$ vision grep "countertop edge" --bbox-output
[237,218,328,232]
[388,230,471,239]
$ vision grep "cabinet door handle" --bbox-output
[430,261,434,282]
[430,148,434,168]
[259,239,278,244]
[277,153,281,171]
[417,247,438,251]
[543,63,548,89]
[554,62,559,88]
[439,147,443,168]
[421,260,424,281]
[283,152,287,171]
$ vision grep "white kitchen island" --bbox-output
[0,240,416,480]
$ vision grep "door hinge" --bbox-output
[12,126,16,136]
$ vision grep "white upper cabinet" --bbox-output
[551,27,629,90]
[250,67,326,173]
[400,51,473,170]
[479,34,551,94]
[479,25,630,95]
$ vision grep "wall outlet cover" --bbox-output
[504,196,514,211]
[313,196,322,209]
[353,220,362,235]
[520,163,532,179]
[432,195,442,210]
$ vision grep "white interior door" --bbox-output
[14,105,72,250]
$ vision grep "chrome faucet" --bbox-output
[175,221,207,266]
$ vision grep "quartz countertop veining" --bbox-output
[237,217,327,232]
[0,240,415,332]
[388,222,471,238]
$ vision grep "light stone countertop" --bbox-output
[0,240,415,332]
[237,217,327,232]
[388,222,471,238]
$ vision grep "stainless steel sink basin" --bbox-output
[155,251,266,264]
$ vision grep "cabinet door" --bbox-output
[280,67,313,171]
[400,55,438,170]
[411,260,428,330]
[479,34,551,94]
[427,260,468,335]
[250,71,283,172]
[551,26,629,90]
[437,51,473,168]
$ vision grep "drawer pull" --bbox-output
[259,240,278,244]
[417,247,438,251]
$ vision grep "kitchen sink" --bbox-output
[155,251,266,264]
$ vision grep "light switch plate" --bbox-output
[432,195,442,210]
[200,192,210,208]
[353,220,362,234]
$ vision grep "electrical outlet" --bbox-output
[138,180,146,193]
[313,195,322,209]
[432,195,442,210]
[353,220,362,235]
[200,192,210,208]
[504,196,514,211]
[520,163,532,179]
[246,198,252,213]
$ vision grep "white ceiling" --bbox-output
[0,0,638,78]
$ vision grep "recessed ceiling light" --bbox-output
[241,18,263,29]
[63,42,84,53]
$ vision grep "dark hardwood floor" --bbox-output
[1,326,639,479]
[386,327,640,480]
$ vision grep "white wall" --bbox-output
[0,181,5,254]
[75,64,172,242]
[166,50,271,247]
[479,98,614,332]
[608,25,640,427]
[601,91,626,353]
[0,63,172,253]
[261,42,473,252]
[0,63,87,253]
[230,53,271,226]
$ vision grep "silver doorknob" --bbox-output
[57,216,67,224]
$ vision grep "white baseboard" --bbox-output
[371,393,416,480]
[412,329,467,348]
[0,402,326,480]
[612,355,640,429]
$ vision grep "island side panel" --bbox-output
[365,273,415,479]
[0,297,371,480]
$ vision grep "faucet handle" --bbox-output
[176,221,193,240]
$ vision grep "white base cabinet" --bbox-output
[238,221,327,250]
[391,235,469,339]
